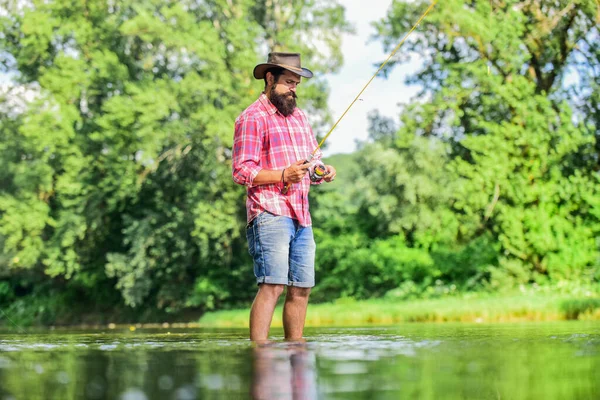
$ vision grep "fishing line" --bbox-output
[283,0,438,193]
[313,0,438,155]
[0,307,26,333]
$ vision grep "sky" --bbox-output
[322,0,421,156]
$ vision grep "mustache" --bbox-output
[287,92,298,99]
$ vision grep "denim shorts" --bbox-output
[246,211,316,287]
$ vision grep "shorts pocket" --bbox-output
[246,225,256,257]
[255,211,281,227]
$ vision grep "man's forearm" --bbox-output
[252,168,285,186]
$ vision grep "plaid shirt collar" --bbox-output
[259,92,300,118]
[258,93,278,115]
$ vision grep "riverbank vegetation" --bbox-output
[199,285,600,328]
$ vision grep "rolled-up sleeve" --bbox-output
[232,114,262,187]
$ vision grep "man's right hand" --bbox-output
[284,160,310,183]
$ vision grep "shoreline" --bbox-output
[2,291,599,330]
[199,292,600,328]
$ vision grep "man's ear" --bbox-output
[266,72,274,86]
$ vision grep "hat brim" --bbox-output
[253,63,314,80]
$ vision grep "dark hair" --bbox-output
[264,67,285,88]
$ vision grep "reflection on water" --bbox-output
[0,322,599,399]
[252,342,317,400]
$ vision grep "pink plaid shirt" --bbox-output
[232,93,322,227]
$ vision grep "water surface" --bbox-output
[1,322,598,399]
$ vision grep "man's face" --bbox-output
[268,70,301,117]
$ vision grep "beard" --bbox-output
[270,86,297,117]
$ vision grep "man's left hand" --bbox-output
[323,165,336,182]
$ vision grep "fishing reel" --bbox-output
[282,155,327,194]
[309,162,327,183]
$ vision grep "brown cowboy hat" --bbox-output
[253,52,314,80]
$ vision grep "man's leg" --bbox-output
[283,286,311,340]
[247,212,293,341]
[285,223,315,341]
[250,283,285,341]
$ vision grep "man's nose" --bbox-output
[289,85,297,93]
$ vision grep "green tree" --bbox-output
[367,0,600,288]
[0,0,350,324]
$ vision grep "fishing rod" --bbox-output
[282,0,438,194]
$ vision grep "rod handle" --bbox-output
[281,160,310,195]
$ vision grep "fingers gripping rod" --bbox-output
[282,1,438,194]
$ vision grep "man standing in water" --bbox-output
[232,52,336,341]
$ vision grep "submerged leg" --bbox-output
[283,286,311,340]
[250,283,285,341]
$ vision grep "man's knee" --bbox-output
[258,283,286,299]
[286,286,311,299]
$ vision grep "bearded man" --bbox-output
[232,52,336,341]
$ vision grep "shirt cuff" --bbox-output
[246,166,262,188]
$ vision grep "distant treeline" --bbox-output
[0,0,598,325]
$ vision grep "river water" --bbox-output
[1,321,598,399]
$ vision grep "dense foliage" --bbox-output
[311,0,600,301]
[0,0,598,325]
[0,0,350,324]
